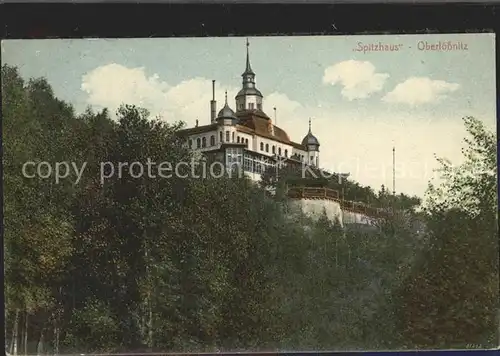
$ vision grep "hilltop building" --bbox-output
[177,39,382,228]
[177,39,319,182]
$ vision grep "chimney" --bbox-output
[210,80,217,122]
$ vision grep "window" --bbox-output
[226,147,243,172]
[249,103,255,110]
[265,144,269,152]
[226,131,230,142]
[196,138,201,148]
[244,156,253,172]
[278,147,282,156]
[260,142,264,151]
[310,156,314,163]
[272,146,276,154]
[237,136,240,143]
[202,137,207,148]
[255,162,262,174]
[219,131,223,143]
[232,132,235,142]
[245,138,249,147]
[239,103,244,110]
[257,103,262,110]
[210,135,215,146]
[284,149,288,157]
[189,139,193,148]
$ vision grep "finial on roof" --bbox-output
[302,117,320,148]
[225,90,228,103]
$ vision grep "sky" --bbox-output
[2,34,496,198]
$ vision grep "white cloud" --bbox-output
[81,64,170,114]
[81,63,481,198]
[81,63,239,126]
[382,77,460,106]
[322,60,389,100]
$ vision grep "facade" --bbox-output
[177,39,320,183]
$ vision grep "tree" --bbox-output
[394,117,498,349]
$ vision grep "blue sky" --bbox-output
[2,33,496,197]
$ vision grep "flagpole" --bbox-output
[392,146,396,198]
[392,146,396,227]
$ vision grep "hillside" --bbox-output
[3,64,497,353]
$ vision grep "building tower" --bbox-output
[235,38,264,113]
[217,91,238,143]
[301,118,320,166]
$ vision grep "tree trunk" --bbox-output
[23,311,29,355]
[36,329,44,356]
[53,324,60,356]
[144,238,153,349]
[147,293,153,348]
[5,308,9,354]
[11,308,19,355]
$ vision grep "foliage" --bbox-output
[3,65,497,353]
[393,116,498,349]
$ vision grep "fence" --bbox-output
[286,187,388,218]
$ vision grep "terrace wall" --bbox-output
[286,187,385,228]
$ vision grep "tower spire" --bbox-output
[236,38,263,113]
[308,118,312,133]
[244,38,254,74]
[225,90,228,104]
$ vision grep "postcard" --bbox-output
[2,33,497,353]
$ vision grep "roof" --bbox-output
[236,87,263,98]
[218,91,238,119]
[176,110,308,151]
[235,110,305,149]
[177,123,218,136]
[302,132,320,147]
[217,103,237,119]
[301,119,320,147]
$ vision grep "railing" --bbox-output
[287,187,340,200]
[287,187,388,218]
